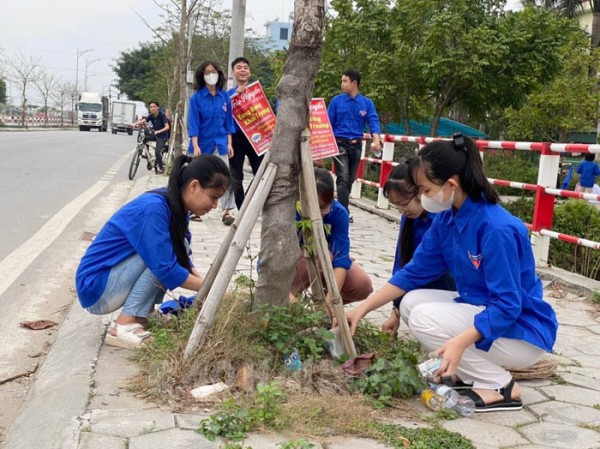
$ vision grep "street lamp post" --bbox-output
[75,48,93,99]
[84,58,101,91]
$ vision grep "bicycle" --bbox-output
[128,125,169,180]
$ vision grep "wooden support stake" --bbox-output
[194,151,272,306]
[298,129,357,357]
[184,163,278,360]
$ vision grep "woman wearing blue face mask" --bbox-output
[188,60,236,225]
[344,134,557,413]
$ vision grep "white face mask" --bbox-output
[420,183,455,213]
[204,73,219,86]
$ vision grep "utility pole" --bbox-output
[227,0,247,89]
[74,48,92,99]
[84,58,100,91]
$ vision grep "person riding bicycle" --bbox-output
[133,101,170,174]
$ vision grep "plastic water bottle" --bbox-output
[420,389,446,411]
[452,395,476,417]
[430,384,476,417]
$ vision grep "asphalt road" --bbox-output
[0,129,150,439]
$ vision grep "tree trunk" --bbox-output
[254,0,325,309]
[592,12,600,50]
[430,101,445,137]
[174,0,188,155]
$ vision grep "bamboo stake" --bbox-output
[298,129,357,357]
[298,174,329,312]
[194,151,272,306]
[166,112,178,161]
[184,163,278,360]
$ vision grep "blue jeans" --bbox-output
[86,254,165,318]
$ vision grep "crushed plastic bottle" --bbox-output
[420,388,446,411]
[430,383,459,409]
[430,383,476,417]
[417,357,441,378]
[452,394,476,417]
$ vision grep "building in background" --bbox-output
[263,20,292,51]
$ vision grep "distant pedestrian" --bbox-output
[227,57,264,210]
[133,101,170,174]
[188,60,236,225]
[328,70,381,216]
[76,155,230,349]
[576,153,600,193]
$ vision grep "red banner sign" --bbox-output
[309,98,339,160]
[231,84,339,160]
[230,81,276,156]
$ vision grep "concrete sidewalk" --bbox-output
[3,173,600,449]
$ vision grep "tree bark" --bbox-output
[254,0,325,309]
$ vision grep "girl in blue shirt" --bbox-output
[380,163,455,335]
[576,153,600,193]
[188,61,237,225]
[345,134,557,413]
[291,168,373,303]
[76,155,230,349]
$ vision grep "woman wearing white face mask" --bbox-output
[188,61,236,225]
[344,133,557,413]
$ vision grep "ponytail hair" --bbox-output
[383,161,419,266]
[166,155,230,271]
[414,133,499,204]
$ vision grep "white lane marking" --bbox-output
[0,153,130,298]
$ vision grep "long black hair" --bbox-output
[166,155,230,271]
[384,162,420,266]
[314,167,335,204]
[194,60,227,91]
[413,134,499,204]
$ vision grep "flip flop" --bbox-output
[222,212,235,226]
[190,214,202,222]
[434,375,473,391]
[105,323,152,350]
[460,378,523,413]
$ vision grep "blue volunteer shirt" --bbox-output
[188,87,235,155]
[577,160,600,188]
[392,214,456,309]
[75,190,191,308]
[389,197,557,353]
[296,200,352,270]
[227,85,243,133]
[327,93,381,140]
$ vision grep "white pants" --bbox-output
[212,148,236,211]
[400,289,546,389]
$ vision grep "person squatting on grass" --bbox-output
[380,162,456,335]
[345,134,557,413]
[75,155,230,349]
[290,168,373,304]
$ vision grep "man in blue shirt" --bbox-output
[328,70,381,214]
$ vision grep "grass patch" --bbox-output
[131,285,473,447]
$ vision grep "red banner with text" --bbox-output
[230,81,276,156]
[309,98,339,160]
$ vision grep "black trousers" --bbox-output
[230,130,264,210]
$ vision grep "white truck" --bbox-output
[110,101,136,135]
[77,92,109,132]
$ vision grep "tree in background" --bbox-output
[505,29,600,141]
[52,80,76,127]
[0,77,6,105]
[5,53,39,127]
[35,69,57,126]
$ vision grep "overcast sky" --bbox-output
[1,0,519,106]
[0,0,294,105]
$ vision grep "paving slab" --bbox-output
[77,432,126,449]
[569,354,600,369]
[518,422,600,448]
[174,413,211,430]
[441,418,528,448]
[519,386,551,405]
[327,436,389,448]
[539,384,600,408]
[529,401,600,426]
[89,408,175,438]
[559,371,600,392]
[242,433,320,448]
[129,427,219,449]
[473,407,537,427]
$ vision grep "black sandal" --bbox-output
[437,375,473,391]
[460,378,523,413]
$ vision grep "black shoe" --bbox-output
[349,215,354,223]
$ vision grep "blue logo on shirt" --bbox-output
[359,109,367,117]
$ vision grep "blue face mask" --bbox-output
[420,183,455,213]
